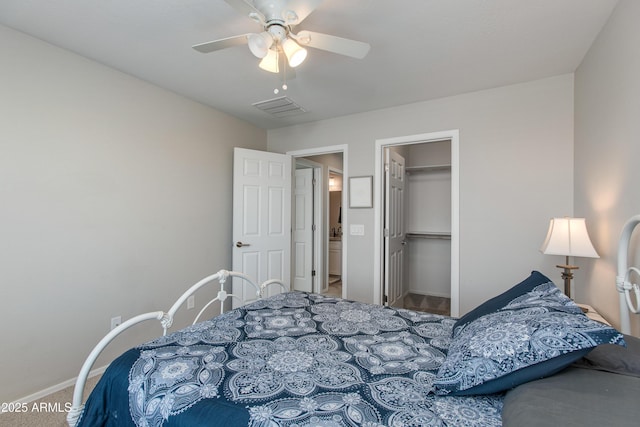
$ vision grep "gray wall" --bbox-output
[575,0,640,336]
[268,74,574,311]
[0,25,266,402]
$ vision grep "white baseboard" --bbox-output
[12,365,108,404]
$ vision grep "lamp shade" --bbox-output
[540,217,599,258]
[248,31,274,58]
[258,49,279,73]
[281,38,307,67]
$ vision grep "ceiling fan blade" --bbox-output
[192,34,250,54]
[224,0,265,23]
[284,0,323,24]
[295,30,370,59]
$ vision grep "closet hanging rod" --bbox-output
[405,232,451,240]
[405,164,451,174]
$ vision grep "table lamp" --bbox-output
[540,217,599,299]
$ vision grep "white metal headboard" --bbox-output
[616,215,640,334]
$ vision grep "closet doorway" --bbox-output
[374,130,460,317]
[327,169,343,297]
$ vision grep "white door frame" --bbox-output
[327,167,343,293]
[373,130,460,317]
[287,145,348,299]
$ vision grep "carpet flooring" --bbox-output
[0,375,100,427]
[402,293,451,316]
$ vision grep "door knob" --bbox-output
[235,241,250,248]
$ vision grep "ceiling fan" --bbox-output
[192,0,371,73]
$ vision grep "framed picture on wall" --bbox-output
[349,176,373,208]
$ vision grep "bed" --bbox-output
[67,216,640,427]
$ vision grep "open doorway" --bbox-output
[374,131,460,317]
[288,145,348,299]
[327,169,343,297]
[388,142,452,315]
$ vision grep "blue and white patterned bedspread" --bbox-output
[78,292,503,426]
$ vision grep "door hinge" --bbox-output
[383,295,388,304]
[312,270,316,276]
[384,163,390,172]
[312,224,316,231]
[383,228,390,237]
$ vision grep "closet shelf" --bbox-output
[405,231,451,240]
[406,164,451,174]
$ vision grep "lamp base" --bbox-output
[556,263,578,299]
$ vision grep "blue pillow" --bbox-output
[453,271,561,331]
[434,276,625,396]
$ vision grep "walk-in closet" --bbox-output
[388,140,452,315]
[404,141,451,314]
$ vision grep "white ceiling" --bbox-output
[0,0,618,129]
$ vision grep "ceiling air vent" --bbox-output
[252,96,307,118]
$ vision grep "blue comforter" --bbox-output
[78,292,503,426]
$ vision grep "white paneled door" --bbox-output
[293,168,314,292]
[232,148,292,305]
[384,149,406,307]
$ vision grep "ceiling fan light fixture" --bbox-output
[282,38,307,67]
[247,31,274,58]
[258,49,279,73]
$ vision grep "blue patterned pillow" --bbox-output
[434,275,626,396]
[453,271,554,331]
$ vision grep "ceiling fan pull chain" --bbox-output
[273,46,288,94]
[282,52,288,91]
[274,47,282,94]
